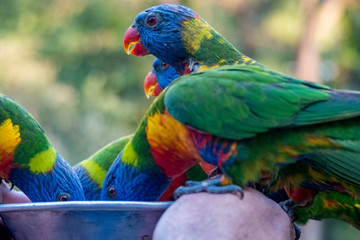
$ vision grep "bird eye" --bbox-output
[161,62,168,68]
[108,186,116,198]
[57,191,71,201]
[59,195,69,201]
[146,16,157,26]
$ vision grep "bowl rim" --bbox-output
[0,201,173,213]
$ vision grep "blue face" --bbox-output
[9,154,85,202]
[152,58,179,90]
[132,4,198,73]
[101,152,171,201]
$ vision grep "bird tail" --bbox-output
[295,191,360,229]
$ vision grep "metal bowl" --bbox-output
[0,201,172,240]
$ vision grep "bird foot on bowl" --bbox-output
[174,176,243,199]
[279,199,298,222]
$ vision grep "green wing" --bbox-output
[306,149,360,187]
[164,65,360,139]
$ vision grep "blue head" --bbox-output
[0,94,85,202]
[144,58,179,97]
[9,154,86,202]
[124,4,200,74]
[101,152,171,201]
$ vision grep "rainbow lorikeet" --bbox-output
[101,63,360,230]
[124,4,360,228]
[0,94,85,202]
[75,135,213,201]
[144,58,179,98]
[124,4,262,77]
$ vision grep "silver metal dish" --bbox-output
[0,201,172,240]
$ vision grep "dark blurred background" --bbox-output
[0,0,359,239]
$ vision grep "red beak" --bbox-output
[123,26,150,56]
[144,72,162,98]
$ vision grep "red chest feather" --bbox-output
[158,173,188,201]
[285,186,318,204]
[146,112,202,178]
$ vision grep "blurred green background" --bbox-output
[0,0,359,239]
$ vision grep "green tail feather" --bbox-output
[296,191,360,230]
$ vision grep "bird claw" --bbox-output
[279,199,301,240]
[279,199,298,222]
[0,178,14,191]
[184,180,201,187]
[293,223,301,240]
[174,176,244,199]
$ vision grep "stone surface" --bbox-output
[154,188,295,240]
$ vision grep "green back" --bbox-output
[0,94,54,170]
[181,17,261,69]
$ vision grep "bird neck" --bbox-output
[181,17,262,71]
[103,115,172,200]
[73,164,102,200]
[110,158,172,200]
[120,112,159,171]
[9,153,67,202]
[78,136,132,186]
[77,158,107,189]
[121,95,201,178]
[88,136,132,169]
